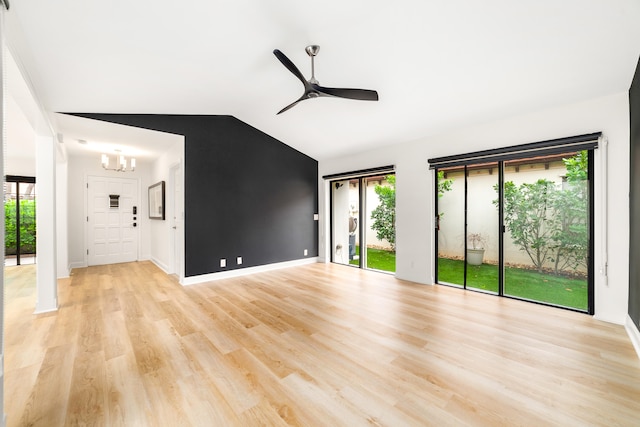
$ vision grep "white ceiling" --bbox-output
[6,0,640,161]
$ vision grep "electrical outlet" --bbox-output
[304,249,308,256]
[237,256,242,265]
[220,258,226,268]
[313,213,319,221]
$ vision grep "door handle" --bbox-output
[172,226,177,229]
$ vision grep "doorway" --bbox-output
[4,176,36,266]
[329,169,396,273]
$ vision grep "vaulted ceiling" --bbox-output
[6,1,640,161]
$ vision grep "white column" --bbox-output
[35,134,58,313]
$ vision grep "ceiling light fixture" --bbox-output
[101,153,136,172]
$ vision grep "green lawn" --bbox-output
[348,248,587,311]
[349,246,396,272]
[438,257,588,311]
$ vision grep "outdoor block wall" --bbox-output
[437,159,587,274]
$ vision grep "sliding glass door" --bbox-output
[331,178,359,266]
[436,168,464,286]
[435,163,499,293]
[5,176,37,266]
[432,136,595,314]
[330,172,396,273]
[466,162,499,293]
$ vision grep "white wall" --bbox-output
[67,155,152,269]
[5,156,34,175]
[56,159,69,277]
[149,140,184,274]
[319,92,629,324]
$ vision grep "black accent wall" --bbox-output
[70,114,318,277]
[629,58,640,330]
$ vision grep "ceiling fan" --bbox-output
[273,45,379,114]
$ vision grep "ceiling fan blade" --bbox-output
[315,85,379,101]
[273,49,307,86]
[277,94,308,115]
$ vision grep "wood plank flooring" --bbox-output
[5,261,640,426]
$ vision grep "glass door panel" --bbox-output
[364,175,396,272]
[4,179,37,266]
[436,168,465,286]
[465,162,499,293]
[503,152,589,310]
[331,179,360,266]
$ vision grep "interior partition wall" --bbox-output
[430,133,598,314]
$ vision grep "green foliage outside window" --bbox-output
[5,199,37,255]
[371,175,396,251]
[496,151,588,275]
[437,170,453,198]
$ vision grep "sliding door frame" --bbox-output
[430,133,599,314]
[324,165,396,272]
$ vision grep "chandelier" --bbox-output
[101,153,136,172]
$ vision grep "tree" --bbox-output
[499,179,557,272]
[436,170,454,229]
[371,175,396,251]
[437,171,453,198]
[548,151,588,273]
[497,151,588,275]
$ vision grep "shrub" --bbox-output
[5,199,37,255]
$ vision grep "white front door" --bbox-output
[87,176,138,266]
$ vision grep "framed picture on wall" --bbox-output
[148,181,165,220]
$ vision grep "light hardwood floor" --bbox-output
[5,261,640,426]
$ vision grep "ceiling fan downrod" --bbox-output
[305,45,320,85]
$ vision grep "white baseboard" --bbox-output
[68,261,87,271]
[182,257,319,286]
[592,313,625,325]
[150,257,170,274]
[34,302,59,315]
[57,265,71,279]
[625,315,640,360]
